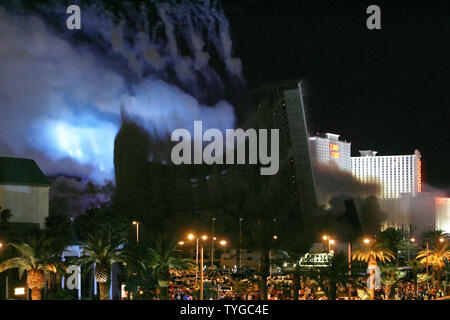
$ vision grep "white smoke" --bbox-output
[0,2,243,182]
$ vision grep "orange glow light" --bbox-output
[329,143,339,151]
[436,197,450,205]
[331,151,340,158]
[417,159,422,192]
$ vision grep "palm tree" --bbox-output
[407,259,422,297]
[353,239,395,299]
[247,219,277,300]
[416,241,450,290]
[308,251,355,300]
[144,235,192,300]
[422,230,449,244]
[0,235,64,300]
[278,216,314,300]
[378,228,406,260]
[76,229,127,300]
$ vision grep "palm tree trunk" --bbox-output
[385,285,391,300]
[99,282,109,300]
[31,288,42,300]
[329,281,337,300]
[259,250,270,300]
[160,286,168,300]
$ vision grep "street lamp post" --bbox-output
[322,235,334,253]
[185,234,227,300]
[409,238,415,261]
[348,241,352,299]
[132,221,140,243]
[211,218,216,267]
[239,218,243,269]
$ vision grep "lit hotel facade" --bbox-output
[351,149,422,199]
[308,133,351,172]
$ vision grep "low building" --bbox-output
[220,249,260,270]
[0,157,49,229]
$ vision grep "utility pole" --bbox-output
[239,218,243,269]
[200,244,204,300]
[348,242,352,299]
[211,218,216,266]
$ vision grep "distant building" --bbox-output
[220,249,259,270]
[379,193,450,237]
[0,157,49,229]
[309,133,351,172]
[351,149,422,199]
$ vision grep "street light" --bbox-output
[322,235,334,253]
[132,221,140,243]
[408,238,416,261]
[239,218,243,269]
[211,218,216,267]
[439,237,445,243]
[183,233,227,300]
[363,238,370,244]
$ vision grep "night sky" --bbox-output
[223,0,449,190]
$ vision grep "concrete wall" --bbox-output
[0,184,49,229]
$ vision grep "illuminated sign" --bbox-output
[436,198,450,205]
[331,151,340,158]
[14,287,25,295]
[329,143,339,151]
[299,253,333,267]
[417,159,422,192]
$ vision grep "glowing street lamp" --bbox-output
[363,238,370,244]
[439,237,445,243]
[182,233,227,300]
[132,221,141,243]
[322,235,335,253]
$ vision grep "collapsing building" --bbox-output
[254,80,318,216]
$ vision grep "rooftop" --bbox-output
[0,157,49,187]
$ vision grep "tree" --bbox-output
[76,229,127,300]
[416,241,450,290]
[422,230,449,245]
[380,263,406,299]
[278,216,314,300]
[307,252,355,300]
[353,239,395,299]
[407,259,422,296]
[45,213,73,251]
[247,219,278,300]
[378,228,407,260]
[144,235,192,300]
[0,235,64,300]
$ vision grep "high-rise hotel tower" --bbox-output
[351,149,422,199]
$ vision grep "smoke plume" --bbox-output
[0,1,244,182]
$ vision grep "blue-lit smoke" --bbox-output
[0,2,242,182]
